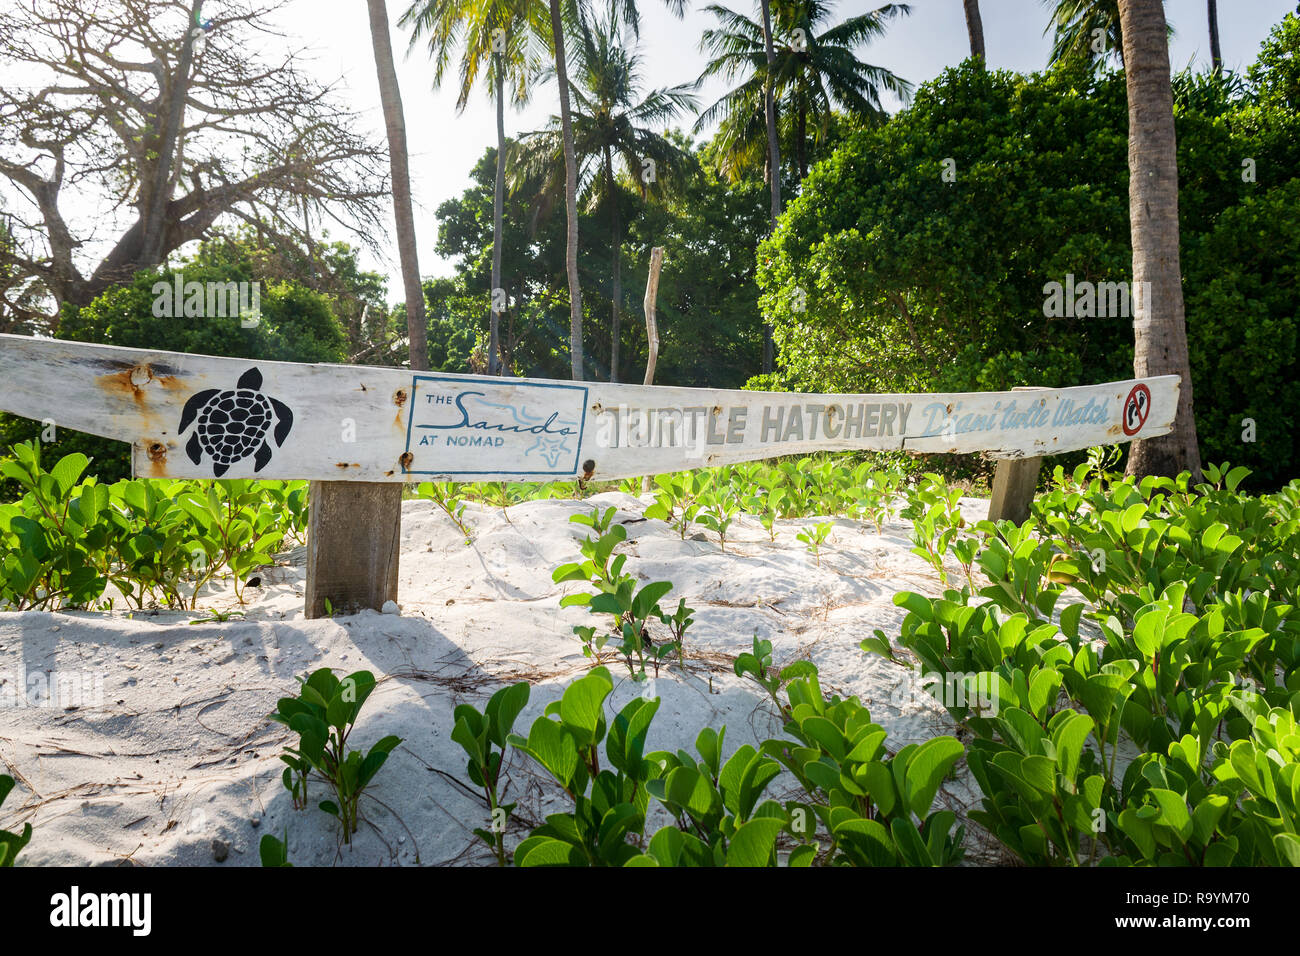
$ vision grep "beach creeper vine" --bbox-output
[268,670,402,845]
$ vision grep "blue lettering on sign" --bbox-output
[403,377,588,476]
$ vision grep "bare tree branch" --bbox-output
[0,0,389,315]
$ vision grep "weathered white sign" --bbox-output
[0,334,1179,482]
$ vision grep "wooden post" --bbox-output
[987,387,1046,525]
[640,247,664,495]
[305,481,403,618]
[643,247,664,389]
[987,456,1042,525]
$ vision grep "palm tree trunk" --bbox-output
[797,98,807,180]
[491,61,505,376]
[759,0,781,374]
[549,0,585,381]
[366,0,428,371]
[963,0,986,63]
[605,147,621,383]
[1207,0,1222,75]
[1118,0,1200,480]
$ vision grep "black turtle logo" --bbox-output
[178,367,293,477]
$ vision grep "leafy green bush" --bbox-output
[758,23,1300,488]
[458,652,965,867]
[268,669,401,845]
[866,462,1300,866]
[0,443,306,611]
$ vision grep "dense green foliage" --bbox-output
[0,441,306,612]
[867,462,1300,865]
[462,661,964,867]
[759,16,1300,487]
[431,138,768,386]
[6,438,1300,866]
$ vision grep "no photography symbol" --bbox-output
[1123,384,1152,436]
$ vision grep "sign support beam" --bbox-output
[987,387,1047,526]
[305,480,403,618]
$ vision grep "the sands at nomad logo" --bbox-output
[49,886,151,937]
[404,377,588,476]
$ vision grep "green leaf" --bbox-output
[559,667,613,746]
[1051,712,1094,784]
[1273,832,1300,867]
[725,817,785,867]
[904,736,964,819]
[516,835,585,867]
[514,717,579,790]
[486,682,530,749]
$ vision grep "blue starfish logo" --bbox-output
[527,434,572,468]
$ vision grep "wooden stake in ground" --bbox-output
[987,387,1045,525]
[306,481,402,618]
[641,247,664,494]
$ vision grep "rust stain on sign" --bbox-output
[144,440,169,477]
[97,362,183,406]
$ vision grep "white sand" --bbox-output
[0,492,1005,866]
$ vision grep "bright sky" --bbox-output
[4,0,1297,300]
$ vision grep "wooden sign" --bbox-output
[0,334,1179,482]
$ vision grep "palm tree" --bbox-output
[367,0,430,370]
[1042,0,1173,69]
[963,0,985,63]
[1207,0,1221,74]
[545,0,587,379]
[1116,0,1200,478]
[697,1,909,373]
[401,0,542,375]
[513,13,696,381]
[697,2,911,182]
[545,0,686,380]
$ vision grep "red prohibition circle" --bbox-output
[1123,384,1152,436]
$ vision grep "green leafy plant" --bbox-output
[796,521,833,566]
[450,681,530,865]
[417,481,473,544]
[695,489,738,551]
[0,442,305,612]
[644,471,711,539]
[0,775,32,866]
[553,508,631,659]
[188,608,246,625]
[502,656,966,866]
[268,669,402,844]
